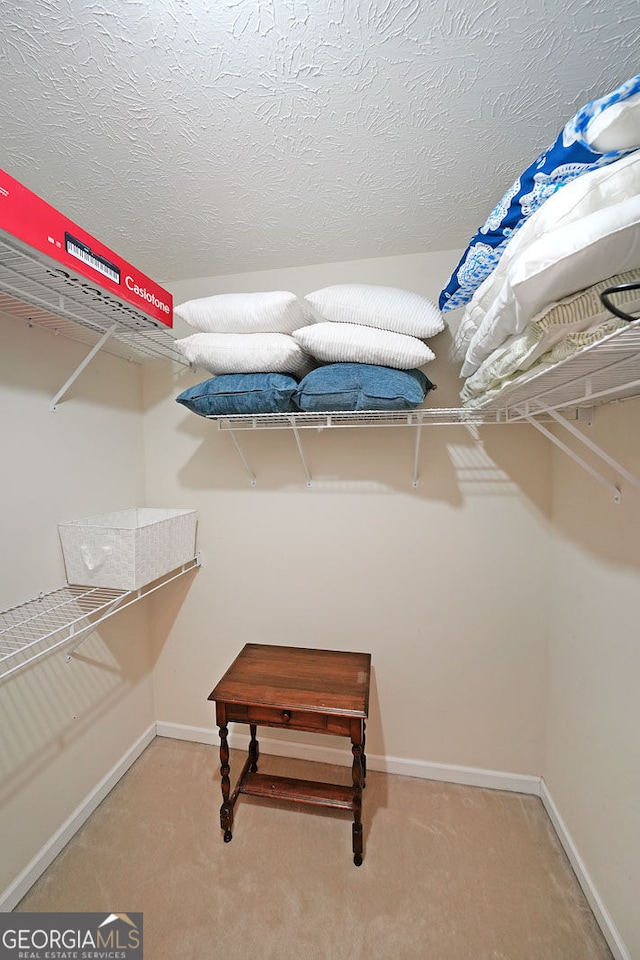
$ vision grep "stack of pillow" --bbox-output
[175,284,444,416]
[173,290,314,375]
[291,284,442,411]
[173,290,314,415]
[439,72,640,395]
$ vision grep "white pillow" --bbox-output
[461,193,640,377]
[174,291,310,334]
[305,284,444,338]
[584,92,640,152]
[292,322,435,369]
[174,332,313,376]
[452,149,640,363]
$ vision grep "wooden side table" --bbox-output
[208,643,371,866]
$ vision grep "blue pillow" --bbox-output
[176,373,298,417]
[293,363,435,412]
[439,74,640,313]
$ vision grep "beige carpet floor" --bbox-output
[16,737,613,959]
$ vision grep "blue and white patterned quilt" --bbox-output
[439,74,640,313]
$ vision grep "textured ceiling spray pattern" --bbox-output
[0,0,639,281]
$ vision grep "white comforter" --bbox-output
[452,149,640,378]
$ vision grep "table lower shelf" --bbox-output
[239,772,354,811]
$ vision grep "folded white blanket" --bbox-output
[460,267,640,405]
[461,192,640,377]
[451,149,640,368]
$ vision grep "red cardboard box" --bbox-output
[0,168,173,327]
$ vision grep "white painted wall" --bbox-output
[0,316,155,903]
[545,397,640,958]
[146,251,551,774]
[4,245,636,956]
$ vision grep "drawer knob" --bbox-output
[281,710,292,723]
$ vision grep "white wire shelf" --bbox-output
[208,318,640,431]
[205,317,640,496]
[0,556,201,684]
[0,230,187,366]
[210,407,519,489]
[4,211,638,493]
[211,407,494,430]
[473,317,640,420]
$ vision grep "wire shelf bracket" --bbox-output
[214,408,492,488]
[290,419,313,487]
[212,398,640,496]
[412,425,424,488]
[50,322,118,411]
[519,404,640,503]
[227,431,257,487]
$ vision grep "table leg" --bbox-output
[362,720,367,787]
[249,723,259,773]
[351,726,365,866]
[219,725,233,842]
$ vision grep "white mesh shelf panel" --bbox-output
[211,407,496,430]
[473,318,640,419]
[205,316,640,494]
[0,584,129,680]
[206,319,640,433]
[0,557,200,683]
[0,232,188,364]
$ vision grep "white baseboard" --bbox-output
[372,752,541,795]
[156,720,219,745]
[540,781,631,960]
[0,722,156,912]
[155,720,541,795]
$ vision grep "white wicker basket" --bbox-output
[58,507,198,590]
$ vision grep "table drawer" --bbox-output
[251,705,329,731]
[226,703,327,732]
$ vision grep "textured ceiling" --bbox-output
[1,0,639,284]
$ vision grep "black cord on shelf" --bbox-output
[599,282,640,322]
